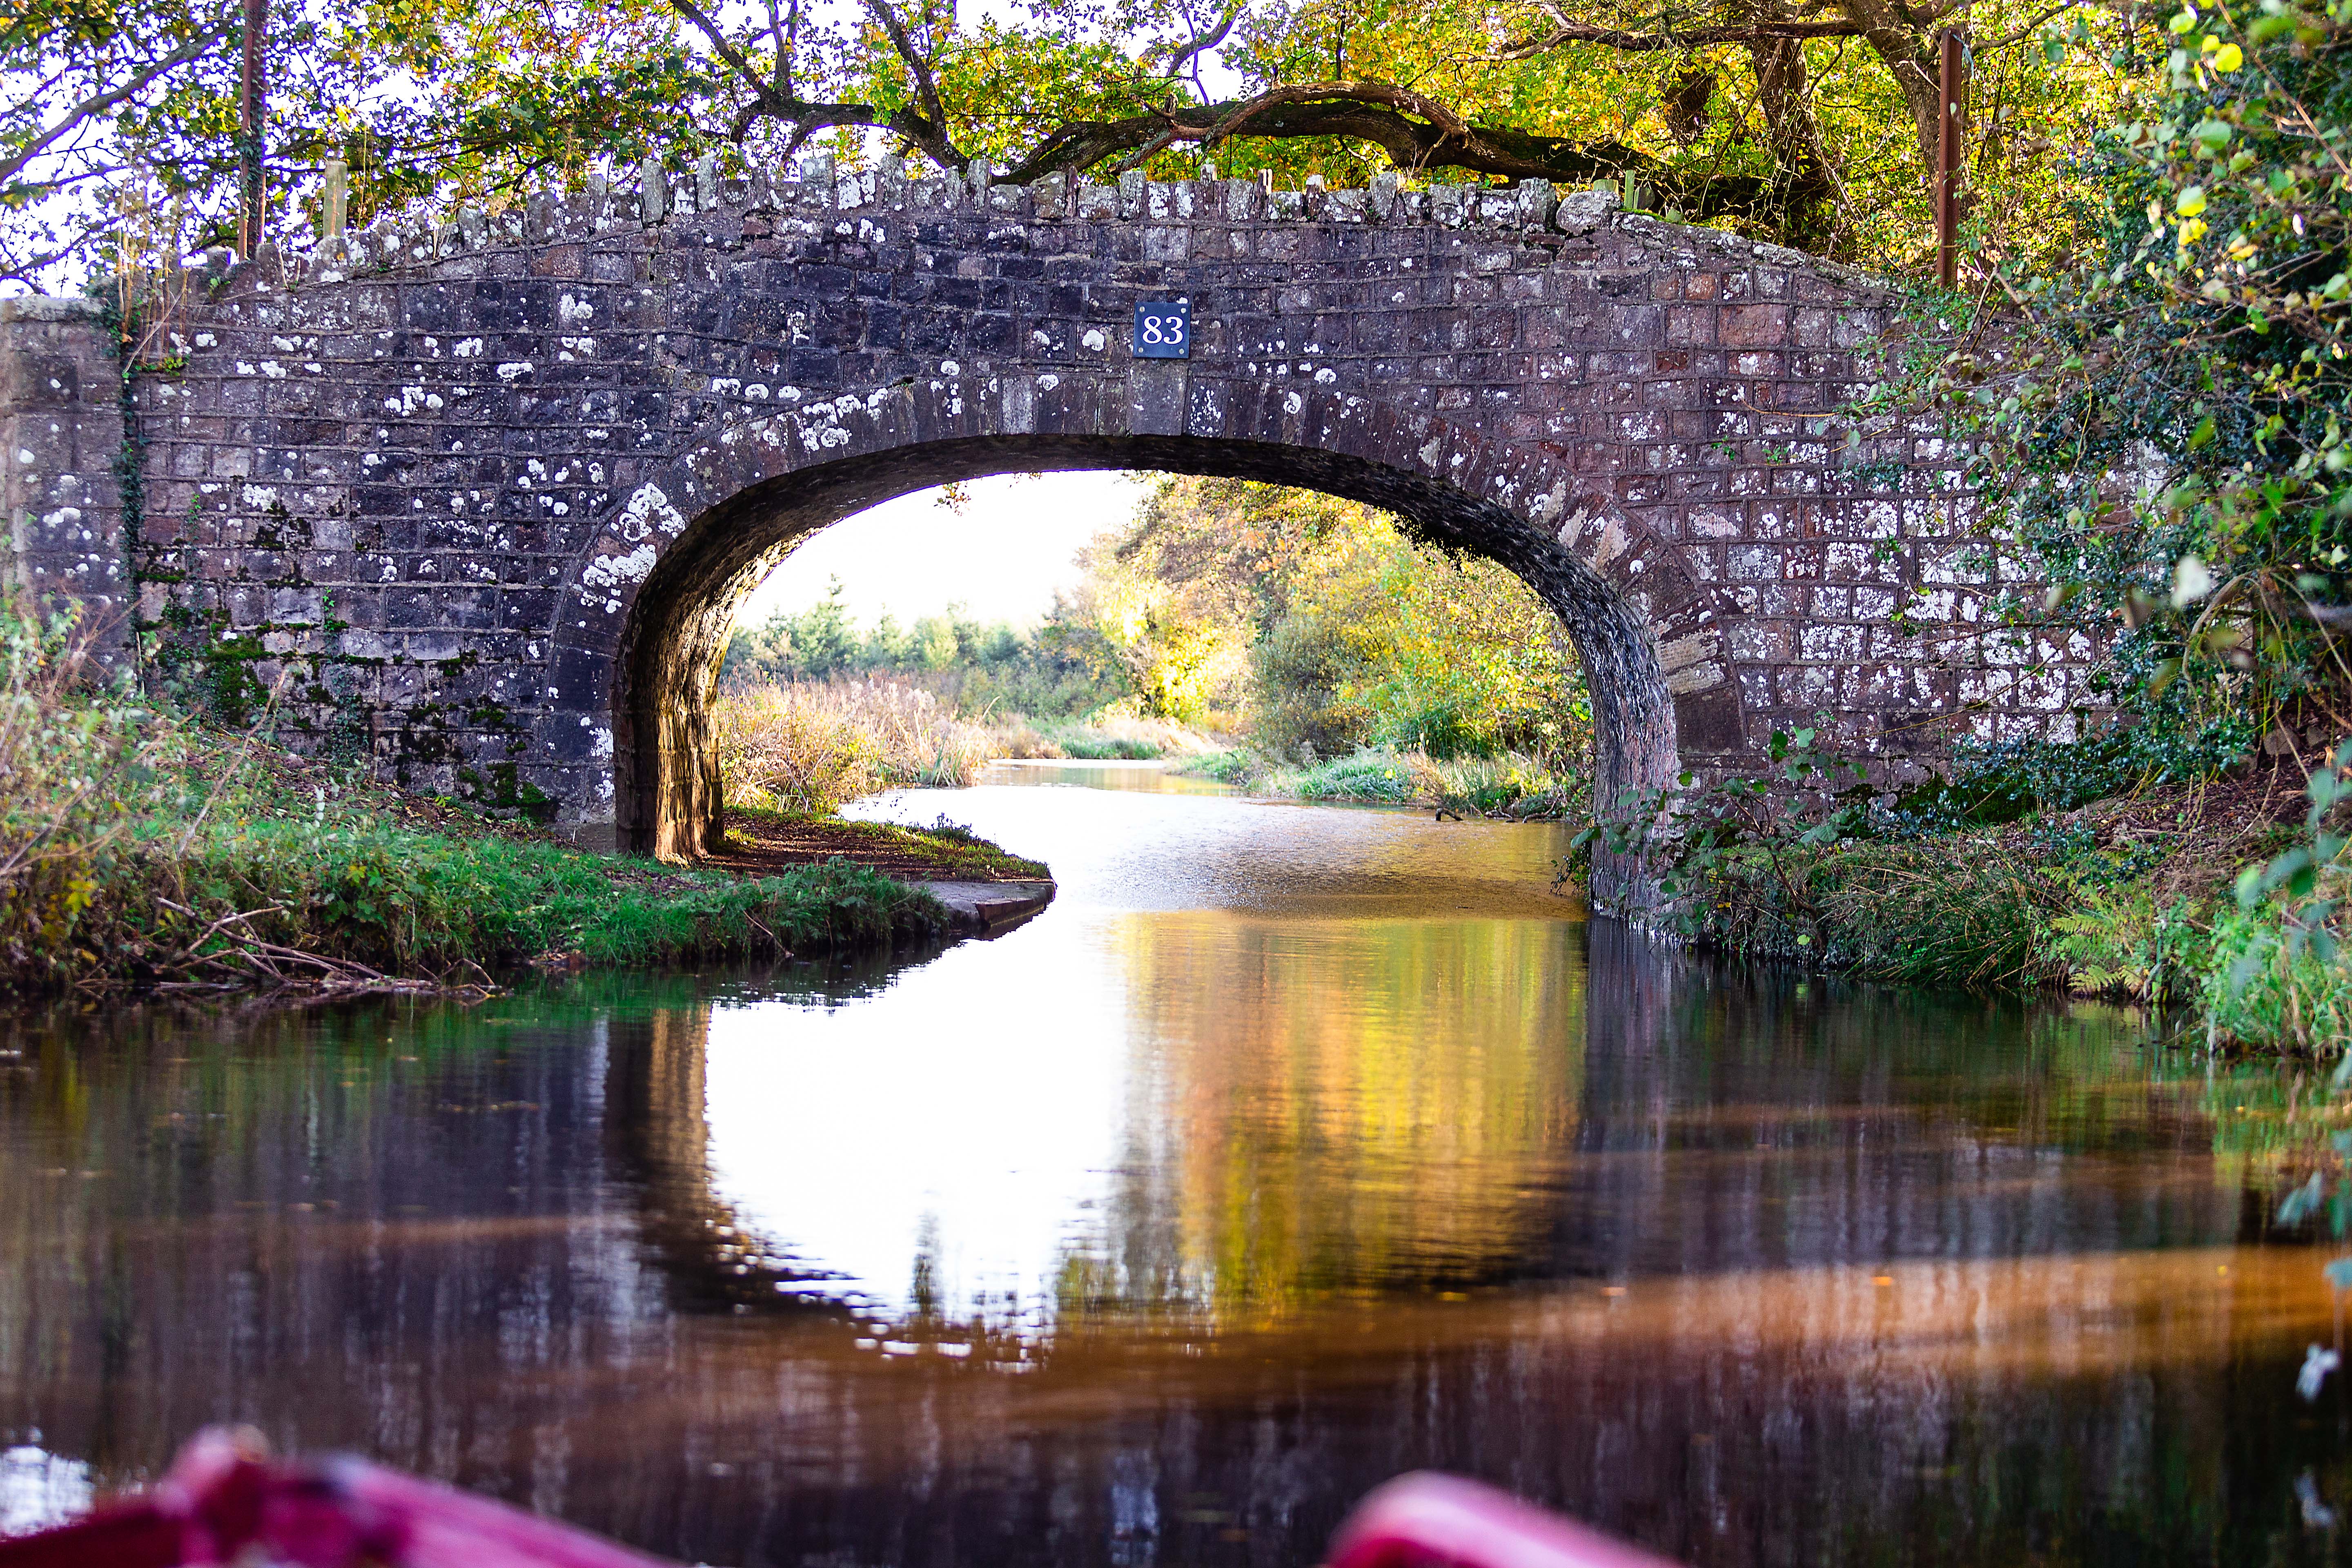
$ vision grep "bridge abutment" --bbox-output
[0,297,130,657]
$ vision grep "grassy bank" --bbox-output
[986,713,1220,762]
[0,621,964,996]
[718,805,1050,881]
[1623,755,2345,1053]
[1176,746,1585,820]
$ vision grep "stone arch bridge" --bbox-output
[0,162,2087,896]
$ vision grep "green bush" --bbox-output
[1287,751,1420,804]
[1250,610,1369,760]
[2204,906,2352,1051]
[1936,0,2352,757]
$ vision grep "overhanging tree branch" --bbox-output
[666,0,966,169]
[997,78,1776,220]
[0,27,223,191]
[860,0,966,168]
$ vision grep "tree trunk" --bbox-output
[1744,28,1845,255]
[238,0,266,256]
[1836,0,1947,197]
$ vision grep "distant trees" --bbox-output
[719,577,1118,715]
[725,482,1594,770]
[1082,476,1591,764]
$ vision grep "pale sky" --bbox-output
[735,470,1150,630]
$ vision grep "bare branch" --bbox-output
[1978,0,2090,49]
[670,0,798,119]
[862,0,965,167]
[1165,1,1241,78]
[1499,15,1869,55]
[0,29,225,192]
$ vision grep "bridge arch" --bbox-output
[16,160,2099,901]
[572,374,1711,883]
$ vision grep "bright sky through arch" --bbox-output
[735,470,1148,630]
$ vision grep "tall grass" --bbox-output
[986,713,1218,761]
[2203,907,2352,1051]
[715,680,992,813]
[1692,839,2071,990]
[715,680,1224,812]
[0,612,172,979]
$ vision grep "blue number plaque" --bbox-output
[1132,300,1190,359]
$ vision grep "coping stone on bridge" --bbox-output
[0,160,2093,901]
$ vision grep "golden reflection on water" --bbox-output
[1091,911,1582,1324]
[0,764,2342,1568]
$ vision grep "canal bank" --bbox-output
[0,682,1048,994]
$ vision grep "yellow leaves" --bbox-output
[2214,41,2245,69]
[2177,185,2209,216]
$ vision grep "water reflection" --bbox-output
[0,767,2341,1568]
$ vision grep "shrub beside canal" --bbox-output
[1587,731,2347,1053]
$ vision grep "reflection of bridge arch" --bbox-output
[602,922,2245,1330]
[599,1001,878,1321]
[0,945,2281,1568]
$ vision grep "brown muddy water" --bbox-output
[0,762,2345,1567]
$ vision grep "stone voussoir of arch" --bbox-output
[0,152,2097,905]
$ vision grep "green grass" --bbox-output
[1172,746,1584,819]
[0,613,960,995]
[55,816,950,991]
[1040,729,1166,760]
[1661,794,2352,1054]
[1684,837,2069,989]
[725,805,1050,880]
[2202,907,2352,1052]
[985,713,1220,762]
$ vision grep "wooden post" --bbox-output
[1936,28,1965,288]
[321,158,347,237]
[238,0,266,255]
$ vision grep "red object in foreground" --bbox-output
[1328,1473,1682,1568]
[0,1431,1679,1568]
[0,1429,668,1568]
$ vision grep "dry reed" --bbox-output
[715,680,992,813]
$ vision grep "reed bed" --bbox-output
[1175,746,1585,820]
[984,713,1219,761]
[715,680,993,814]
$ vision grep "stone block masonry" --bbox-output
[0,296,129,653]
[0,162,2094,899]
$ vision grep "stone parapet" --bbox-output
[0,158,2094,885]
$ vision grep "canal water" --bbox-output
[0,762,2345,1566]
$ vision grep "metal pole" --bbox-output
[1936,29,1964,288]
[239,0,266,256]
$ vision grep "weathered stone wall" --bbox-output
[0,297,129,653]
[1,162,2091,888]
